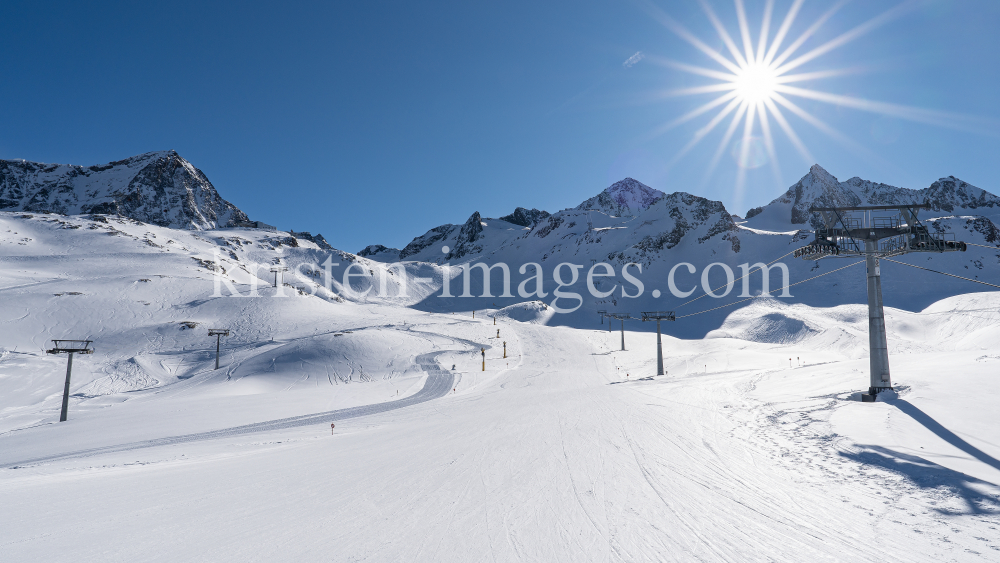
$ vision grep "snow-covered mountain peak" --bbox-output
[745,165,1000,231]
[0,150,251,230]
[575,177,664,217]
[804,164,839,187]
[761,164,861,226]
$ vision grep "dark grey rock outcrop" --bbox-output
[0,150,251,229]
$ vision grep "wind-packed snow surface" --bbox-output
[1,210,999,561]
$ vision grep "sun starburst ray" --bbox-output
[734,99,758,204]
[770,0,849,70]
[645,56,737,82]
[665,96,744,170]
[641,0,744,74]
[770,92,878,159]
[755,0,774,65]
[762,97,815,164]
[775,1,918,76]
[762,0,804,66]
[773,84,1000,135]
[646,91,740,140]
[772,92,902,171]
[649,0,998,194]
[659,83,739,98]
[734,0,756,66]
[697,0,748,68]
[703,101,749,184]
[775,67,870,84]
[757,100,783,187]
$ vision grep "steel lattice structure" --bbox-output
[796,203,966,400]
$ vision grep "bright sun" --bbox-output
[648,0,958,203]
[732,63,778,104]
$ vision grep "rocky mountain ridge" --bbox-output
[574,177,664,217]
[745,164,1000,231]
[0,150,251,230]
[381,165,1000,273]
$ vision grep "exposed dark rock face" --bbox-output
[629,192,738,265]
[532,215,564,239]
[447,211,485,260]
[575,177,664,217]
[760,165,1000,228]
[399,224,456,260]
[0,150,251,229]
[399,211,486,262]
[291,231,335,251]
[358,244,402,262]
[358,244,400,257]
[921,176,999,214]
[499,207,550,228]
[966,217,999,245]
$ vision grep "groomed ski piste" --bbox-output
[1,212,999,562]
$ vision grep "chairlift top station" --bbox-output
[795,203,967,260]
[797,203,967,401]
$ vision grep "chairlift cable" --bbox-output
[879,258,1000,290]
[676,248,799,309]
[675,260,865,319]
[964,242,1000,250]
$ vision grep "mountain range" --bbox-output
[2,151,998,337]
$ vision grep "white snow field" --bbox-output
[2,213,1000,562]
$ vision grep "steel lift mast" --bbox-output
[606,313,634,351]
[641,311,675,376]
[795,203,967,400]
[46,340,94,422]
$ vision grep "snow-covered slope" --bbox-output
[0,211,460,434]
[0,150,251,229]
[1,211,998,560]
[1,177,999,560]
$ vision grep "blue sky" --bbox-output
[3,0,1000,252]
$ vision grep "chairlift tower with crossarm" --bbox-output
[208,329,230,370]
[607,313,634,351]
[795,203,966,400]
[641,311,675,376]
[46,340,94,422]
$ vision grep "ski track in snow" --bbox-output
[3,212,1000,561]
[0,351,456,469]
